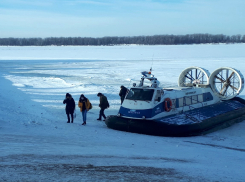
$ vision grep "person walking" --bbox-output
[63,93,75,123]
[119,85,128,104]
[78,94,91,125]
[97,93,109,121]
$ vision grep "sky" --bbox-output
[0,0,244,38]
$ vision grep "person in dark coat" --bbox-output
[78,94,91,125]
[97,92,109,121]
[63,93,75,123]
[119,85,128,104]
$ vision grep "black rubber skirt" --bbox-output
[105,107,245,137]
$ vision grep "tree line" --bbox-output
[0,34,244,46]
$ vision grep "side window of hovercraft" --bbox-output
[178,98,184,107]
[198,94,203,102]
[154,90,161,102]
[171,99,176,109]
[192,95,198,104]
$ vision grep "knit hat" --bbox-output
[66,93,71,97]
[97,92,102,96]
[79,94,86,102]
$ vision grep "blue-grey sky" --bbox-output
[0,0,244,38]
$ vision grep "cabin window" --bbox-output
[185,96,192,105]
[154,90,161,102]
[178,98,184,107]
[161,89,164,95]
[171,99,176,108]
[192,95,198,104]
[126,88,154,101]
[198,94,203,102]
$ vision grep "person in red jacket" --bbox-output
[78,94,91,125]
[63,93,75,123]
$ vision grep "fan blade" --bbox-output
[220,84,228,95]
[227,72,235,83]
[222,86,229,96]
[185,75,193,81]
[229,84,238,91]
[215,76,225,83]
[187,72,195,81]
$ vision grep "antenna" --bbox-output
[151,54,154,68]
[149,67,152,74]
[150,54,154,74]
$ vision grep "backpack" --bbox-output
[89,102,92,110]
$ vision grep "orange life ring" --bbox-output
[164,98,172,112]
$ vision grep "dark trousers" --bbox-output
[120,97,125,105]
[99,108,106,119]
[67,113,74,123]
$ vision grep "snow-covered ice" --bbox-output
[1,44,245,181]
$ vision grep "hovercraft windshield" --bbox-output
[126,88,154,101]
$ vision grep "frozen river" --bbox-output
[1,44,245,181]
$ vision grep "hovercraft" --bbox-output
[105,67,245,136]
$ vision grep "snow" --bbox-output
[1,44,245,181]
